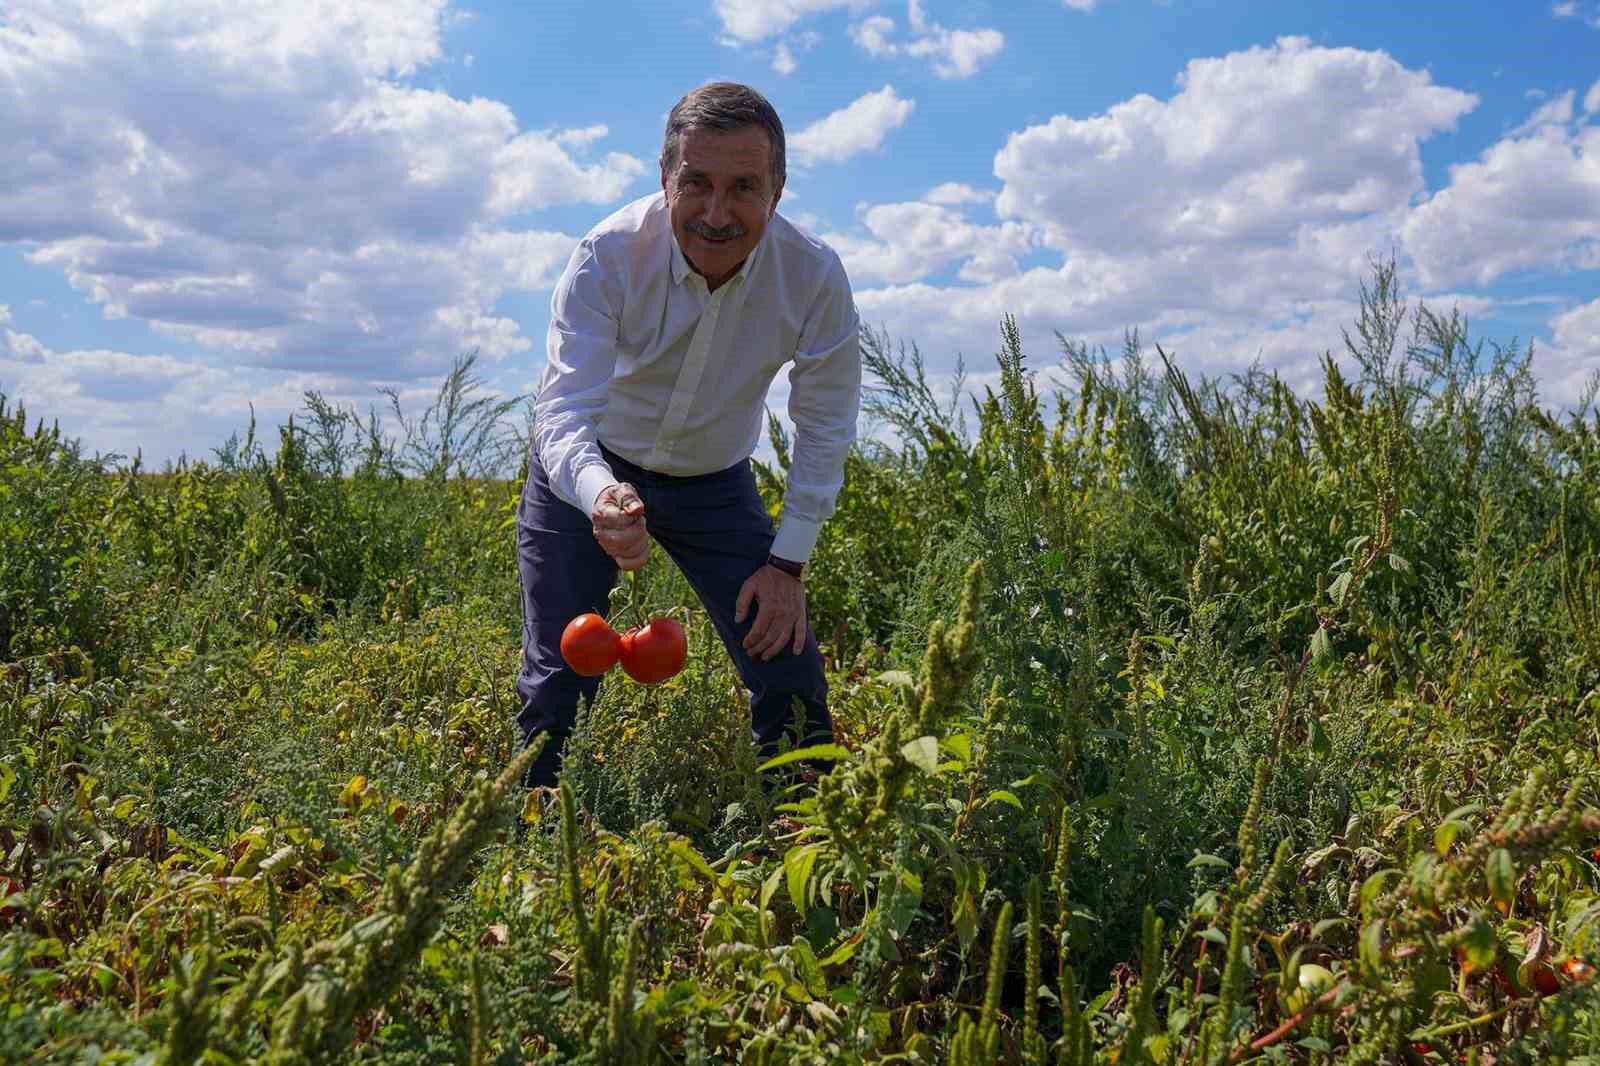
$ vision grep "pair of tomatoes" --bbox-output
[559,612,686,684]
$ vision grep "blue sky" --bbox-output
[1,1,1597,463]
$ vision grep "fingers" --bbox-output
[593,483,645,527]
[735,574,757,623]
[592,482,649,569]
[739,571,808,661]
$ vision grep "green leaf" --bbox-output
[669,839,718,882]
[984,789,1023,811]
[785,844,821,916]
[1388,552,1411,574]
[758,744,851,772]
[1187,853,1231,870]
[1434,820,1466,856]
[939,733,973,764]
[1459,914,1497,972]
[1309,717,1332,758]
[1329,571,1354,607]
[876,670,915,688]
[1359,919,1385,974]
[819,934,859,968]
[1486,848,1516,909]
[0,764,14,805]
[761,865,784,911]
[1311,627,1332,664]
[900,736,940,773]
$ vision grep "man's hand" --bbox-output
[735,564,807,661]
[591,483,649,570]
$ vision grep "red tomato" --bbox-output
[1563,958,1596,984]
[618,617,687,684]
[560,613,621,676]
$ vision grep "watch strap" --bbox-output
[767,554,805,579]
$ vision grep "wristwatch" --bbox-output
[767,554,809,581]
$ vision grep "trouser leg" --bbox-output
[619,453,833,764]
[514,454,617,788]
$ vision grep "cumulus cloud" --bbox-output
[1506,90,1576,137]
[844,38,1506,400]
[925,183,993,205]
[0,315,330,459]
[849,2,1004,79]
[1402,101,1600,288]
[791,86,915,165]
[1543,298,1600,403]
[0,0,644,377]
[1585,79,1600,115]
[770,30,821,74]
[824,198,1036,284]
[712,0,873,42]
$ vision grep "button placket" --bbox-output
[647,280,728,469]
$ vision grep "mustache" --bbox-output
[686,219,746,241]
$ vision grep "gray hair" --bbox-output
[660,82,786,189]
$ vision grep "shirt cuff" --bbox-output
[770,517,820,564]
[575,462,620,518]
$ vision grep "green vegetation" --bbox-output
[3,263,1599,1063]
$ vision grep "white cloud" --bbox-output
[0,318,323,459]
[926,182,992,205]
[849,2,1003,79]
[1507,90,1576,137]
[845,38,1491,399]
[770,29,821,74]
[791,86,915,165]
[824,198,1036,284]
[1402,104,1600,288]
[1063,0,1099,10]
[1543,299,1600,404]
[712,0,873,42]
[0,0,643,377]
[1552,0,1578,14]
[1586,79,1600,115]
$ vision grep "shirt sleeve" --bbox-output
[772,256,861,563]
[532,238,623,517]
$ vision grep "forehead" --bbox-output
[672,125,772,177]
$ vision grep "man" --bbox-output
[515,82,861,789]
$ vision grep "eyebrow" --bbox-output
[678,167,765,186]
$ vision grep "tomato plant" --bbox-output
[560,612,621,676]
[618,616,687,684]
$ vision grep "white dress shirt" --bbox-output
[533,191,861,563]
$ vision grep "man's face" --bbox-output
[661,125,783,289]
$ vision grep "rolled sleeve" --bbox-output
[532,239,622,515]
[773,258,861,562]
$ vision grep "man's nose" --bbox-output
[702,187,733,226]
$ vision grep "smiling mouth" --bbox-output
[688,221,744,243]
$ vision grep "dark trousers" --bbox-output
[515,444,833,788]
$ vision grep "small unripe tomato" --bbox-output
[560,613,622,676]
[1285,962,1336,1012]
[618,617,687,684]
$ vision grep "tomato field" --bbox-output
[2,264,1599,1063]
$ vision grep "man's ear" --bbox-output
[769,180,784,217]
[661,163,670,196]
